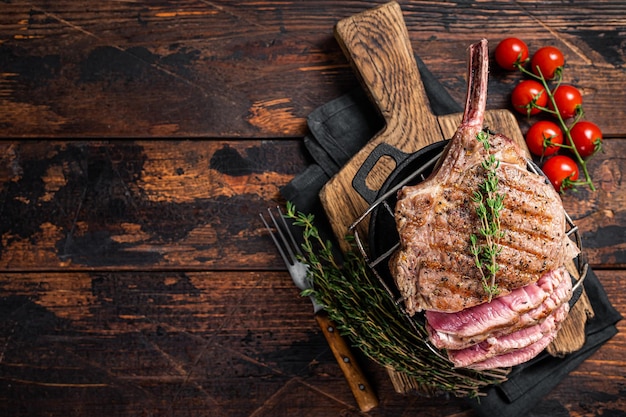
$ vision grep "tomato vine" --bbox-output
[495,39,603,193]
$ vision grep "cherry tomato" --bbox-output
[495,38,529,70]
[525,120,563,156]
[542,155,579,192]
[549,84,582,119]
[511,80,548,116]
[570,120,603,157]
[530,46,565,80]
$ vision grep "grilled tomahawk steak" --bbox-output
[390,39,577,315]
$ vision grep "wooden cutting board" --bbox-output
[318,1,592,394]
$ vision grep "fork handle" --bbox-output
[315,311,379,412]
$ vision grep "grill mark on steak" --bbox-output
[390,39,577,314]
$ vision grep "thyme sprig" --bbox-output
[284,201,509,397]
[470,131,505,302]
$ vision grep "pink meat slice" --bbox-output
[466,327,561,371]
[426,266,570,349]
[447,302,569,368]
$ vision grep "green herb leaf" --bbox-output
[283,203,509,397]
[471,131,506,302]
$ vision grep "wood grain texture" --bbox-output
[320,6,530,255]
[0,139,624,271]
[0,269,623,416]
[321,1,441,252]
[0,0,625,137]
[0,1,625,414]
[0,140,303,271]
[315,311,379,411]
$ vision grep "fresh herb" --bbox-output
[285,201,509,397]
[470,131,505,302]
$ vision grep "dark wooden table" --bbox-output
[1,1,624,416]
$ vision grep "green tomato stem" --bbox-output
[515,61,596,191]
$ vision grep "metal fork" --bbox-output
[259,206,323,313]
[260,206,378,412]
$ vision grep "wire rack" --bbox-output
[347,146,589,360]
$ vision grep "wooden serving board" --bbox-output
[319,1,592,394]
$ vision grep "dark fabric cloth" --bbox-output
[280,53,621,417]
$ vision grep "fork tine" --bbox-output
[274,206,304,258]
[259,211,292,267]
[267,207,298,264]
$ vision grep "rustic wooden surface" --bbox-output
[0,1,624,416]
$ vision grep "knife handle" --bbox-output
[315,311,379,412]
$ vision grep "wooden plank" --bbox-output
[0,270,359,416]
[0,1,623,415]
[0,140,303,271]
[0,139,624,271]
[0,269,623,416]
[0,1,624,137]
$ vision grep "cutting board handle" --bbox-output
[334,1,440,153]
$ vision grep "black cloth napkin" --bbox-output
[280,53,622,417]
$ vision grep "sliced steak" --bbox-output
[447,302,569,368]
[466,327,560,371]
[390,39,577,315]
[427,266,572,350]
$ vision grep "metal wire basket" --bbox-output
[347,140,589,361]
